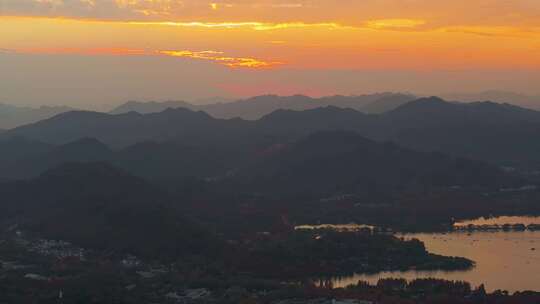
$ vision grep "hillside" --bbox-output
[231,131,518,197]
[0,137,53,162]
[384,97,540,128]
[2,108,254,148]
[0,137,244,183]
[443,91,540,111]
[360,94,417,114]
[0,103,74,129]
[0,131,521,199]
[255,106,374,138]
[382,97,540,167]
[0,162,219,258]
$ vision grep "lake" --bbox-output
[317,216,540,292]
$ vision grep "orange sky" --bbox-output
[1,1,539,106]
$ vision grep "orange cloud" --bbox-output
[125,19,539,37]
[158,50,283,68]
[127,21,348,31]
[441,26,534,38]
[11,47,282,69]
[365,19,427,30]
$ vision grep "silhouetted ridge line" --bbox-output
[110,93,417,119]
[4,96,540,168]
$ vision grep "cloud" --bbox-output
[158,50,283,68]
[127,20,348,30]
[0,0,310,19]
[10,47,283,69]
[441,26,532,38]
[0,0,180,19]
[365,19,427,30]
[126,19,539,38]
[2,1,540,43]
[2,0,540,34]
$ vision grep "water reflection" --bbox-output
[295,223,375,231]
[332,230,540,292]
[454,215,540,227]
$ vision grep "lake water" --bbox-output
[323,217,540,292]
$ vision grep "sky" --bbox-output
[1,0,540,109]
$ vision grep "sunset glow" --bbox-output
[1,0,540,105]
[2,14,539,70]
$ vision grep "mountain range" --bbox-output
[443,91,540,111]
[0,103,74,129]
[230,131,517,196]
[0,130,522,198]
[0,137,238,184]
[3,96,540,170]
[2,91,537,130]
[1,108,253,148]
[109,93,417,118]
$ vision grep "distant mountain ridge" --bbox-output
[0,103,74,129]
[109,100,197,115]
[384,97,540,128]
[4,96,540,168]
[361,94,420,114]
[110,93,416,119]
[3,107,253,148]
[443,91,540,111]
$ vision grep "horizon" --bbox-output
[2,90,540,112]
